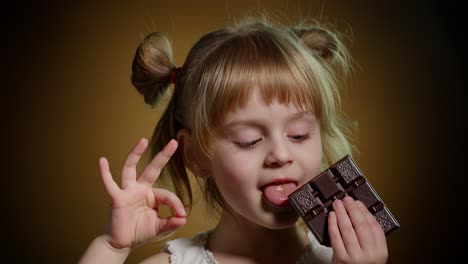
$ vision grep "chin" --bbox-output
[257,198,301,229]
[264,212,301,230]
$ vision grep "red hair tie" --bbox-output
[169,67,182,84]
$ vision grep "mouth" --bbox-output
[260,179,297,208]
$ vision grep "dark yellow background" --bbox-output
[6,0,463,263]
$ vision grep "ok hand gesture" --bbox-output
[99,138,187,250]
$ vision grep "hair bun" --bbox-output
[291,24,351,78]
[131,32,176,106]
[292,27,338,60]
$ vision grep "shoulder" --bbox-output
[139,252,171,264]
[156,231,215,264]
[164,232,210,252]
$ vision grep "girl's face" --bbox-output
[208,88,322,229]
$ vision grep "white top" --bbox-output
[162,230,332,264]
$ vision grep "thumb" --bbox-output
[151,188,187,234]
[158,216,187,234]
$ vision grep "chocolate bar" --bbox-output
[288,155,399,246]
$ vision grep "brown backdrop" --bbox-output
[6,0,463,263]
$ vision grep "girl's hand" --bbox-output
[99,138,187,250]
[328,196,388,264]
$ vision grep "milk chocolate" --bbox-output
[288,155,399,246]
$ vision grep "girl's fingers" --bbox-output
[138,139,178,186]
[121,138,149,188]
[158,216,187,234]
[152,188,187,234]
[345,200,375,249]
[366,208,388,253]
[328,211,346,256]
[152,188,187,218]
[333,198,360,254]
[99,157,120,198]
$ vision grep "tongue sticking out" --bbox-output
[262,182,296,206]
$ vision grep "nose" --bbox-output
[264,138,293,168]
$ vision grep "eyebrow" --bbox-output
[222,111,315,130]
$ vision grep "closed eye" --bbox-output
[235,138,262,149]
[289,134,311,142]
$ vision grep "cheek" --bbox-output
[211,144,262,197]
[314,139,323,167]
[211,151,258,186]
[209,153,260,208]
[298,135,322,176]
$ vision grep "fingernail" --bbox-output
[178,208,187,217]
[334,199,343,208]
[356,201,364,208]
[343,196,353,204]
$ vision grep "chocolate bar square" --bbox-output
[288,155,400,246]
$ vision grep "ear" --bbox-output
[176,129,211,177]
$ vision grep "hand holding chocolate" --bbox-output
[288,155,400,246]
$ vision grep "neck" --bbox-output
[207,212,309,264]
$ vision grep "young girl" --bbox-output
[80,17,388,264]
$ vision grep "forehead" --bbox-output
[219,87,315,128]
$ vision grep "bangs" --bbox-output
[207,31,322,121]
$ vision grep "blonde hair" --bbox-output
[131,16,356,215]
